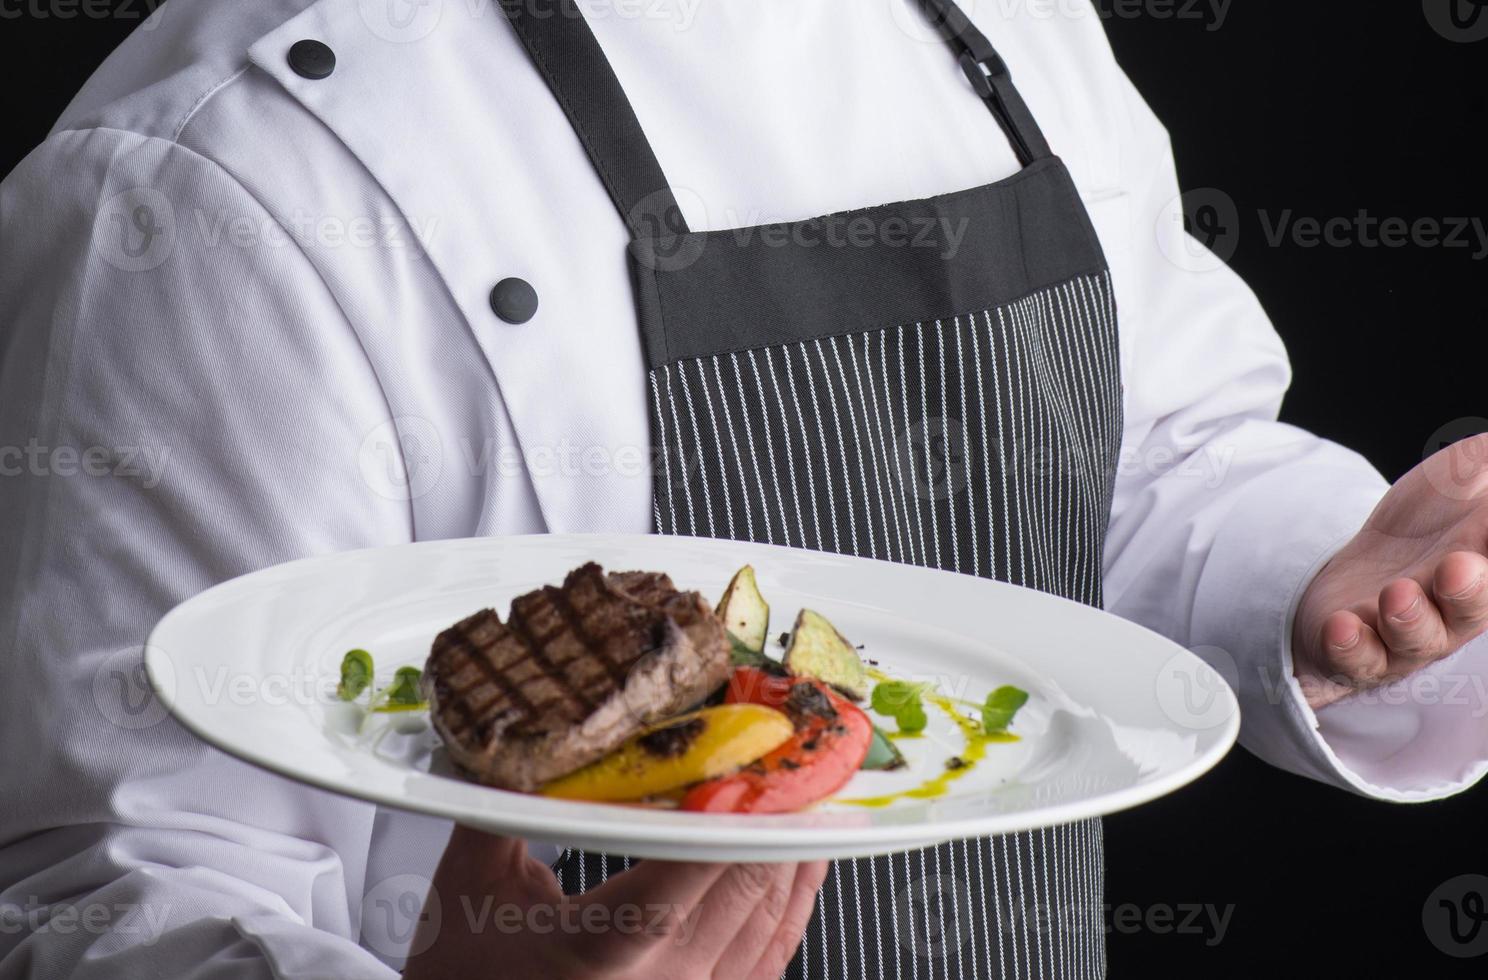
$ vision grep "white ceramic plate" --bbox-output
[146,534,1238,861]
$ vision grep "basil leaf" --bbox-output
[981,686,1029,734]
[336,649,373,702]
[897,699,929,734]
[870,680,924,715]
[370,666,427,713]
[869,680,932,734]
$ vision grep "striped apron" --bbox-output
[502,0,1124,975]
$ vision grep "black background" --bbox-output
[1,1,1484,976]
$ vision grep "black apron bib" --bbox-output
[501,1,1123,976]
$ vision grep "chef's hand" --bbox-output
[1293,433,1488,709]
[402,825,826,980]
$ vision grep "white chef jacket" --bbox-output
[3,0,1486,976]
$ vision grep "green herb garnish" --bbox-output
[869,680,932,734]
[729,634,777,669]
[980,686,1029,734]
[337,649,374,701]
[369,665,427,713]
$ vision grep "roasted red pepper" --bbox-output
[679,667,872,813]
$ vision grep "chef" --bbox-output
[2,0,1486,977]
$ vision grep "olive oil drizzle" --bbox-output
[837,671,1018,808]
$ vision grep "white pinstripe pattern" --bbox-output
[1020,294,1096,601]
[563,273,1121,978]
[710,354,754,542]
[1041,290,1094,602]
[992,308,1029,589]
[953,318,980,579]
[912,321,943,570]
[889,328,923,567]
[649,372,677,534]
[797,344,844,554]
[692,359,735,539]
[934,321,960,574]
[879,328,920,566]
[915,848,930,976]
[676,361,717,538]
[887,846,903,980]
[661,364,697,536]
[831,859,850,979]
[997,831,1023,976]
[761,347,810,550]
[845,334,901,564]
[746,349,794,547]
[779,345,825,551]
[847,857,870,979]
[821,337,874,559]
[729,351,776,546]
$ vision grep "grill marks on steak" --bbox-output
[430,564,669,739]
[425,562,730,791]
[608,570,721,653]
[504,564,669,725]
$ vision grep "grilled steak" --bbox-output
[607,569,723,651]
[424,562,730,791]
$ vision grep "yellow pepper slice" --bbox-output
[541,704,794,802]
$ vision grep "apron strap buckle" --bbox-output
[957,50,1008,99]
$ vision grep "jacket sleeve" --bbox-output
[1098,61,1488,801]
[0,127,412,977]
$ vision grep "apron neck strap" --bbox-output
[916,0,1054,167]
[499,0,688,238]
[499,0,1054,239]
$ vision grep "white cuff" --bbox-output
[1188,458,1488,801]
[1297,623,1488,802]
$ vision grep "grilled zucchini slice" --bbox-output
[783,609,868,701]
[718,565,770,654]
